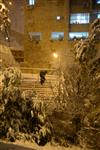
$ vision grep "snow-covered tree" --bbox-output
[53,19,100,149]
[0,0,10,40]
[73,19,100,65]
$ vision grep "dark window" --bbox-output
[29,32,41,41]
[91,12,100,21]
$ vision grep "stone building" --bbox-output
[24,0,100,68]
[24,0,70,69]
[0,0,100,69]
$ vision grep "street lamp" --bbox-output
[52,52,64,98]
[52,52,60,69]
[53,52,58,59]
[9,2,12,6]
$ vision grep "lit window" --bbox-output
[96,0,100,4]
[69,32,88,40]
[70,13,90,24]
[29,32,41,41]
[29,0,35,5]
[51,32,64,40]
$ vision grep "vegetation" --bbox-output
[0,2,10,40]
[0,17,100,150]
[49,19,100,149]
[0,67,51,146]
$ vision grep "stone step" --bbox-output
[0,72,59,98]
[21,83,58,89]
[21,83,58,98]
[21,84,58,96]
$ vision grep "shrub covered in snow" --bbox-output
[0,67,51,145]
[50,19,100,149]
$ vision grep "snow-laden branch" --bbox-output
[73,19,100,64]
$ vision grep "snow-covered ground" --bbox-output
[0,140,88,150]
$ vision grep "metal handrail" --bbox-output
[20,67,57,74]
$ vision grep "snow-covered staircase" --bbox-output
[21,73,59,98]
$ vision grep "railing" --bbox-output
[21,73,59,98]
[0,67,59,98]
[20,67,58,75]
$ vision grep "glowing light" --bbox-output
[57,16,61,20]
[53,53,58,58]
[5,37,9,40]
[9,1,12,5]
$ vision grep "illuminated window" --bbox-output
[70,13,90,24]
[51,32,64,40]
[69,32,88,40]
[97,13,100,18]
[29,0,35,5]
[29,32,41,41]
[96,0,100,4]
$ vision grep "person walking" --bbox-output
[39,70,47,85]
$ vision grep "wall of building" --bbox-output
[24,0,73,68]
[1,1,99,69]
[24,0,100,69]
[9,0,25,34]
[7,0,25,63]
[69,0,100,57]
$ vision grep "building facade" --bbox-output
[1,0,100,69]
[24,0,72,68]
[0,0,25,64]
[24,0,100,68]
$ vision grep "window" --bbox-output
[96,0,100,4]
[29,32,41,41]
[70,13,90,24]
[69,32,88,40]
[97,13,100,18]
[29,0,35,5]
[51,32,64,40]
[91,12,100,20]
